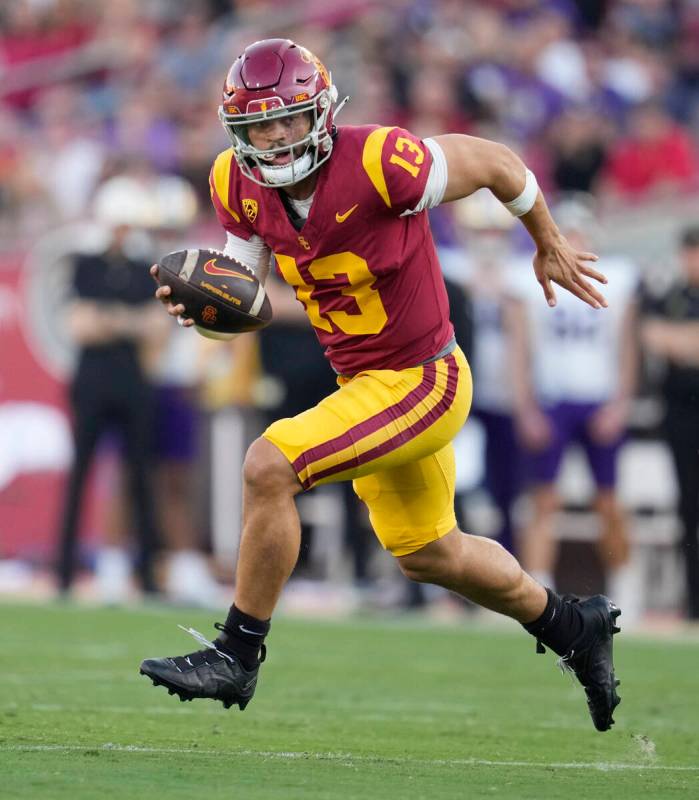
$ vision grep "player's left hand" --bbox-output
[533,235,608,309]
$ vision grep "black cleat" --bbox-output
[139,625,264,711]
[558,595,621,732]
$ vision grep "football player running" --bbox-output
[142,39,621,731]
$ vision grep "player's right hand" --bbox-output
[149,265,194,327]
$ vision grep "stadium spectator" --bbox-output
[665,3,699,128]
[156,5,227,97]
[601,100,699,200]
[508,196,639,603]
[0,0,95,110]
[30,85,106,220]
[640,225,699,620]
[547,106,611,195]
[0,0,698,242]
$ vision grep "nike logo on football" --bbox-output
[203,258,254,281]
[335,204,358,223]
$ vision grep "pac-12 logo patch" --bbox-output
[243,198,258,223]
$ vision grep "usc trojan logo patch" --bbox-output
[243,198,258,223]
[202,305,218,324]
[203,258,254,282]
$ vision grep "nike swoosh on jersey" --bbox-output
[335,204,359,223]
[203,258,254,281]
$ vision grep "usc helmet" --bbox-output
[218,39,345,187]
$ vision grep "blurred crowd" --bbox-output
[2,0,699,243]
[1,0,699,621]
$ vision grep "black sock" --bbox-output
[215,604,271,669]
[522,588,583,656]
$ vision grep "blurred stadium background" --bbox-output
[1,0,699,628]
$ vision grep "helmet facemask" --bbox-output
[218,85,339,188]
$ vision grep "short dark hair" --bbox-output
[681,225,699,248]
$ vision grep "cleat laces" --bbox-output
[171,625,235,670]
[175,624,266,666]
[556,650,577,682]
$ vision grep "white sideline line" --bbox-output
[1,743,697,772]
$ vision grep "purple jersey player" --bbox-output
[508,197,638,605]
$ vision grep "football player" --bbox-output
[141,39,621,731]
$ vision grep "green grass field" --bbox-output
[1,602,697,799]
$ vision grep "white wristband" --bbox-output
[503,169,538,217]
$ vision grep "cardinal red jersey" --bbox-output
[209,125,454,375]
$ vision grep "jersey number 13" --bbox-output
[276,251,388,335]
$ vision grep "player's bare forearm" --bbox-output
[642,319,699,365]
[66,301,136,345]
[435,134,607,309]
[435,134,560,246]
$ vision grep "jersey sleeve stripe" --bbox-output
[361,126,395,208]
[293,355,460,489]
[210,149,241,223]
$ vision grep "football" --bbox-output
[156,248,272,338]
